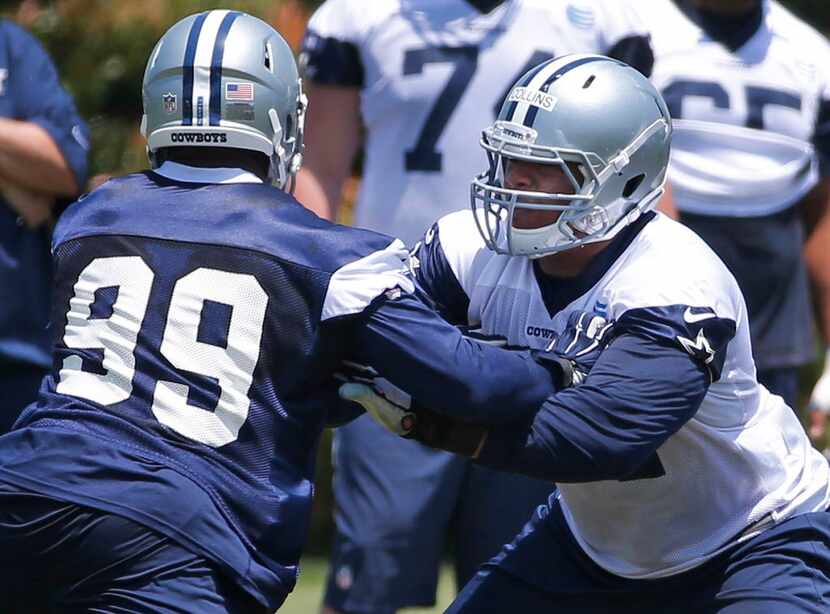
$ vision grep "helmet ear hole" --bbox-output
[285,113,294,143]
[623,174,645,198]
[264,41,273,72]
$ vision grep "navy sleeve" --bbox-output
[813,97,830,176]
[605,34,654,78]
[615,304,736,382]
[411,223,471,325]
[349,290,558,424]
[476,333,709,482]
[4,21,89,191]
[300,28,364,87]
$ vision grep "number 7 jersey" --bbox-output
[301,0,630,243]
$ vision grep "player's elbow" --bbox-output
[574,444,666,483]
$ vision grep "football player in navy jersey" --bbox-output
[0,18,89,433]
[0,12,570,612]
[346,55,830,613]
[601,0,830,444]
[296,2,680,611]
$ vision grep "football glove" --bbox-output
[338,382,487,456]
[335,360,416,435]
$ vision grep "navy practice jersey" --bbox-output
[0,163,557,609]
[0,20,88,368]
[412,208,830,579]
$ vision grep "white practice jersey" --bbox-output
[422,209,830,578]
[302,0,637,243]
[622,0,830,217]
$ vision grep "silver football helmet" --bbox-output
[471,54,672,257]
[140,10,306,190]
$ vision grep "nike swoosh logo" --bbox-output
[684,307,715,324]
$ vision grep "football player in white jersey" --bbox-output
[296,2,677,611]
[601,0,830,447]
[345,55,830,612]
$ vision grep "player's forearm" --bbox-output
[294,167,340,221]
[801,182,830,341]
[476,336,708,482]
[294,83,362,221]
[0,117,78,196]
[353,292,559,423]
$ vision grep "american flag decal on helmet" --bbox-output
[226,82,254,102]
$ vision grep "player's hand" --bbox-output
[535,311,615,388]
[807,352,830,443]
[1,182,54,229]
[335,360,416,434]
[810,409,828,445]
[338,380,488,457]
[339,382,416,436]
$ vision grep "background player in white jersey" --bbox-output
[600,0,830,444]
[345,55,830,613]
[296,2,676,611]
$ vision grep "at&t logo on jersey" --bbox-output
[171,132,228,144]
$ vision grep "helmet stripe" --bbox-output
[502,57,555,122]
[522,56,611,127]
[209,11,242,126]
[182,12,208,126]
[191,10,231,127]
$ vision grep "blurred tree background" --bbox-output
[2,0,828,555]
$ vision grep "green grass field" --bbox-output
[279,557,455,614]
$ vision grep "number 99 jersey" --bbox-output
[301,0,633,243]
[0,165,415,610]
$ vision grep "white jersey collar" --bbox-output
[153,161,263,185]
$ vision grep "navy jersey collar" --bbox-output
[152,161,263,185]
[464,0,506,14]
[534,211,657,318]
[675,0,764,51]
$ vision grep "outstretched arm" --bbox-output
[475,334,708,482]
[348,289,561,424]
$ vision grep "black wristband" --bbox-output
[529,350,574,389]
[404,409,487,457]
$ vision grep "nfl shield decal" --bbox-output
[162,92,177,113]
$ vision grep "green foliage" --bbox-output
[24,1,305,177]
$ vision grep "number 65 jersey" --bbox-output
[301,0,633,244]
